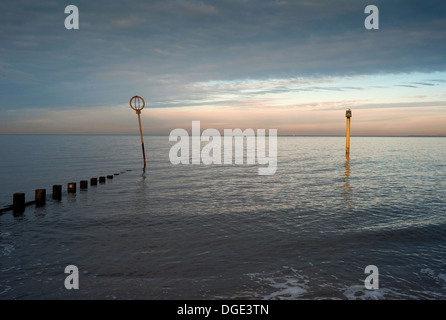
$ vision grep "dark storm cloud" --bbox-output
[0,0,445,109]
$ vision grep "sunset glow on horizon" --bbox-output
[1,1,445,136]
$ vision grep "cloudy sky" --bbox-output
[1,0,445,135]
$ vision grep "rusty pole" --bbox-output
[130,96,147,169]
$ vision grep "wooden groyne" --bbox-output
[0,169,133,215]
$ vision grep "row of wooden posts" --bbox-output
[1,172,129,215]
[1,95,146,215]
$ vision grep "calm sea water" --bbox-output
[0,135,445,299]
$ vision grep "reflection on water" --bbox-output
[137,168,148,200]
[1,136,446,299]
[342,155,352,208]
[140,167,146,181]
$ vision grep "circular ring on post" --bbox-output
[129,96,145,112]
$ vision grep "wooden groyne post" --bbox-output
[13,193,25,214]
[80,180,88,190]
[1,171,130,215]
[53,185,62,200]
[68,182,76,193]
[35,189,46,207]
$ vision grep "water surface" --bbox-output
[0,135,445,299]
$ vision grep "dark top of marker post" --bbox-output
[346,109,352,118]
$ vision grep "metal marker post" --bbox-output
[130,96,147,169]
[345,108,352,158]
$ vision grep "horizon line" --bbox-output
[0,133,445,138]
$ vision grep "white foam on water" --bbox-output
[420,268,446,289]
[0,285,12,295]
[1,266,18,272]
[438,274,446,289]
[0,243,14,256]
[343,285,418,300]
[0,232,14,256]
[248,266,309,300]
[420,268,435,276]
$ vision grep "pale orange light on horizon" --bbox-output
[0,104,445,136]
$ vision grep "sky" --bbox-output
[0,0,445,135]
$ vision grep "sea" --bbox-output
[0,135,445,300]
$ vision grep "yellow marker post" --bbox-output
[345,109,352,158]
[130,96,147,169]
